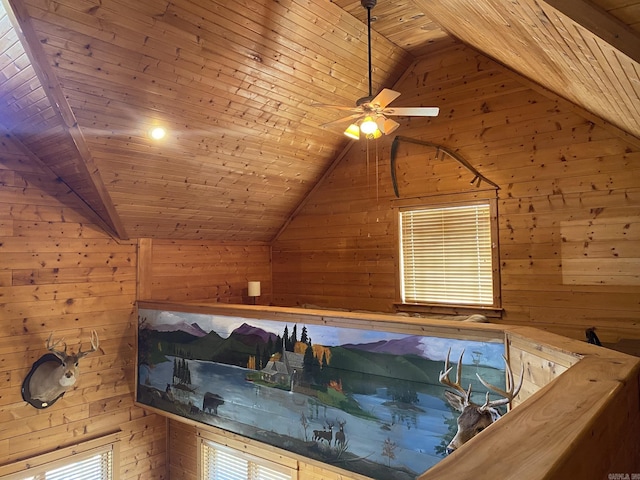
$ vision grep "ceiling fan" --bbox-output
[314,0,439,140]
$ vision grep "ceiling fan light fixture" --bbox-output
[379,117,400,135]
[360,116,378,135]
[344,123,361,140]
[367,129,382,140]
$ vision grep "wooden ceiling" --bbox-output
[0,0,638,241]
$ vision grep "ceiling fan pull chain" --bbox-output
[375,138,379,205]
[366,136,370,196]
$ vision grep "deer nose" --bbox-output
[65,371,73,378]
[446,446,455,455]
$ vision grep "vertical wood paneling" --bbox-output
[272,43,640,347]
[168,420,198,480]
[137,237,153,300]
[506,334,579,406]
[0,138,166,478]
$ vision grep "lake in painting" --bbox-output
[136,308,506,479]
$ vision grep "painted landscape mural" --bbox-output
[136,308,506,479]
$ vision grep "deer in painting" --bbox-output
[439,348,523,455]
[312,421,334,445]
[27,331,99,407]
[334,420,347,448]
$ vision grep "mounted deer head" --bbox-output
[439,348,523,454]
[23,330,99,408]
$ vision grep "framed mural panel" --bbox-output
[136,307,506,479]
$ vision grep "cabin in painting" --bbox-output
[0,0,639,479]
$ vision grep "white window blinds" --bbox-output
[201,441,295,480]
[45,451,112,480]
[400,203,494,306]
[2,446,113,480]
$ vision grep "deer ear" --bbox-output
[444,391,466,412]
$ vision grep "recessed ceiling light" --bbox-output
[149,127,166,140]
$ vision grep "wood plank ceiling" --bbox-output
[0,0,638,241]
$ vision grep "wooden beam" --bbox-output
[0,124,121,239]
[543,0,640,64]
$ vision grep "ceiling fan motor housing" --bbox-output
[356,95,374,106]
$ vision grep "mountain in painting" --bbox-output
[230,323,279,345]
[152,321,208,338]
[342,335,431,359]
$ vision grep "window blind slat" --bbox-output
[400,203,494,305]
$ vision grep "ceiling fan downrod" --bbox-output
[356,0,377,106]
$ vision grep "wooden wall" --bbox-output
[0,138,167,478]
[5,38,638,480]
[272,43,640,347]
[138,239,271,304]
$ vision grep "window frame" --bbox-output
[0,433,119,480]
[394,193,501,315]
[198,429,297,480]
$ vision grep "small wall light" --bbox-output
[248,281,261,305]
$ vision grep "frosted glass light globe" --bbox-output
[360,117,378,135]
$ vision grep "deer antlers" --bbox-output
[46,333,68,359]
[439,348,523,409]
[439,348,473,406]
[77,330,100,359]
[46,330,99,360]
[477,354,524,408]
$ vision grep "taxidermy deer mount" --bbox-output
[439,348,523,454]
[22,330,99,409]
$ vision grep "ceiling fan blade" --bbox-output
[370,89,402,109]
[319,113,362,128]
[383,107,440,117]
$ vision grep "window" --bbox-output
[0,438,117,480]
[200,439,296,480]
[399,200,499,308]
